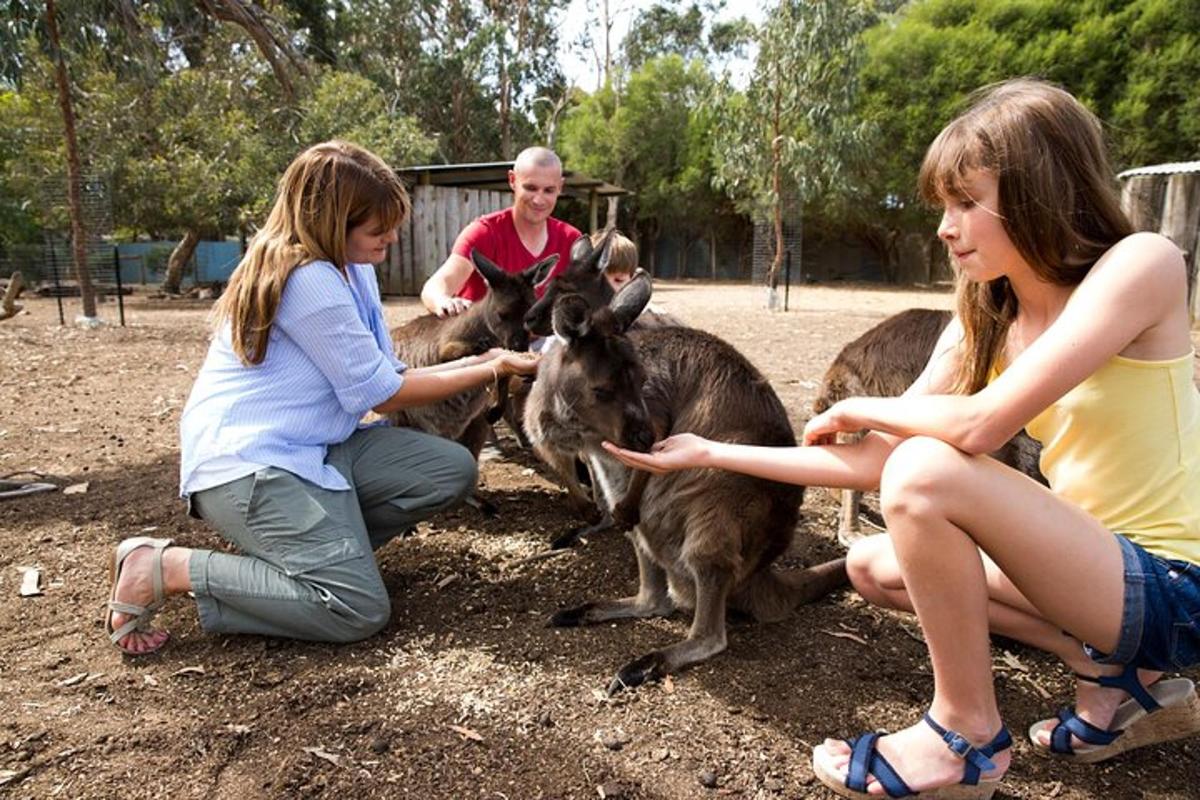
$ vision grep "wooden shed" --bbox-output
[1118,161,1200,321]
[378,162,627,296]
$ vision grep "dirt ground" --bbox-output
[2,281,1199,800]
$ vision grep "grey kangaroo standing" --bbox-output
[522,232,680,547]
[814,307,1044,545]
[531,274,847,693]
[389,250,557,459]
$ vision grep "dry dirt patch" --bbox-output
[0,282,1197,799]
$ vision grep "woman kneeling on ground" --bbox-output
[105,140,538,653]
[605,78,1200,798]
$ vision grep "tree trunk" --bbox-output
[163,229,201,295]
[766,51,783,307]
[498,44,512,159]
[46,0,97,320]
[710,227,717,280]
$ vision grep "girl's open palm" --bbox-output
[602,433,711,475]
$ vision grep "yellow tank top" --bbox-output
[1022,351,1200,564]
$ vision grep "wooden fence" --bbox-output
[378,185,510,296]
[1119,169,1200,322]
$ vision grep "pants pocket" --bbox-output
[246,468,365,577]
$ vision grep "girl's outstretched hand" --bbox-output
[602,433,711,475]
[802,401,864,446]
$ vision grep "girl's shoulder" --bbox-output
[1092,232,1186,286]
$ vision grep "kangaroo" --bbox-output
[521,231,681,546]
[530,274,847,694]
[389,250,557,458]
[814,307,1044,545]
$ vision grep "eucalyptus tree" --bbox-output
[711,0,874,306]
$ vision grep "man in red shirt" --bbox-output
[420,147,582,317]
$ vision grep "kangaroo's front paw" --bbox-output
[607,651,668,695]
[611,498,640,531]
[550,526,587,550]
[549,602,597,627]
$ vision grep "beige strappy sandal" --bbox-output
[104,537,174,655]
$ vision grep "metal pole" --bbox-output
[113,245,125,326]
[50,241,64,326]
[784,248,791,312]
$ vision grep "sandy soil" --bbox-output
[1,281,1198,799]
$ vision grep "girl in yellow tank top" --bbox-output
[604,79,1200,798]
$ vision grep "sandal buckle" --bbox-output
[944,732,973,759]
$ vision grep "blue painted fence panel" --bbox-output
[116,240,242,285]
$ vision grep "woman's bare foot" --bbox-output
[816,713,1009,796]
[108,544,193,654]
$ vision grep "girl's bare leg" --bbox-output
[817,437,1127,795]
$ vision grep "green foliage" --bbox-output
[559,54,728,242]
[711,0,875,221]
[858,0,1200,216]
[298,71,437,166]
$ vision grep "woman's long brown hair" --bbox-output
[918,79,1133,393]
[214,141,409,365]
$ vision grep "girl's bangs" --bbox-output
[918,121,984,205]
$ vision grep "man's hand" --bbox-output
[433,296,473,317]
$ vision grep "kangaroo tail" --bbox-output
[739,557,849,623]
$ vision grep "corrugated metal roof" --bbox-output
[1117,161,1200,179]
[396,162,628,197]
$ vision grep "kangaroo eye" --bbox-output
[593,387,614,402]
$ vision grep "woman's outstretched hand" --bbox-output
[495,350,541,377]
[602,433,712,475]
[802,400,865,446]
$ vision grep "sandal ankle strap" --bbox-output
[922,713,1011,786]
[1075,663,1160,712]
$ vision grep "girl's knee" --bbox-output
[846,535,893,604]
[879,436,963,518]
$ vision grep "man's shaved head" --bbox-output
[514,147,563,175]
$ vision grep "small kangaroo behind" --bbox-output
[530,274,847,693]
[815,307,1044,545]
[389,250,557,458]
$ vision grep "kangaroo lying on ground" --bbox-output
[389,250,557,458]
[814,307,1044,545]
[530,273,847,693]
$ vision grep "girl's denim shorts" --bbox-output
[1085,534,1200,671]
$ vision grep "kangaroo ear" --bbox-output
[595,228,617,274]
[471,249,508,287]
[608,270,651,332]
[522,253,559,289]
[552,294,592,341]
[569,236,593,266]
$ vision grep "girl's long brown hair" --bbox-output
[918,79,1133,393]
[214,141,409,365]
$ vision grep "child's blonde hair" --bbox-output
[215,141,409,365]
[591,229,638,275]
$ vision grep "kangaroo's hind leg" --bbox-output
[550,529,674,626]
[607,560,735,695]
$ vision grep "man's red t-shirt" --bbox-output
[451,208,581,301]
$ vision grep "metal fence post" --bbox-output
[112,245,125,326]
[784,248,791,312]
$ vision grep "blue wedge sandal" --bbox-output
[812,712,1011,799]
[1029,663,1200,763]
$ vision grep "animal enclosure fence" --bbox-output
[378,185,509,296]
[1118,162,1200,322]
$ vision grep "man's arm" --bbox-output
[420,253,475,316]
